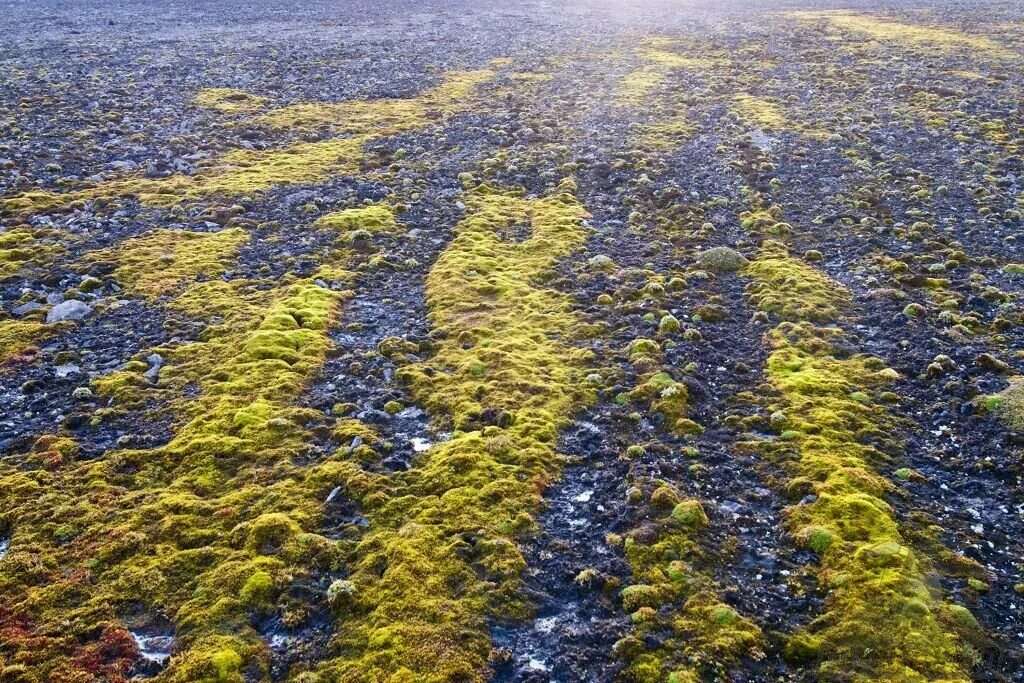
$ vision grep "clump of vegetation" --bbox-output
[0,278,352,681]
[745,241,851,322]
[764,323,979,681]
[732,93,787,130]
[614,482,763,681]
[983,376,1024,432]
[305,181,596,680]
[98,228,250,298]
[193,87,269,114]
[254,69,495,133]
[697,246,748,273]
[2,69,496,215]
[0,319,48,364]
[315,204,400,238]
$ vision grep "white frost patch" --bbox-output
[527,657,551,672]
[534,616,559,634]
[269,633,294,650]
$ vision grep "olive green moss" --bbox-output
[0,225,367,681]
[0,226,65,277]
[304,181,595,681]
[314,204,400,238]
[96,228,250,298]
[194,87,269,114]
[615,482,763,681]
[0,320,49,365]
[985,375,1024,432]
[745,240,851,322]
[254,69,495,133]
[1,69,496,215]
[764,323,978,681]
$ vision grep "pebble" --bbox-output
[46,300,93,323]
[54,364,81,379]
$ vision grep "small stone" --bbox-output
[12,301,43,316]
[54,364,81,379]
[46,300,93,324]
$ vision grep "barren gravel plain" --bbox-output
[1,0,1023,681]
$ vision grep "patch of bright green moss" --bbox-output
[2,68,496,215]
[732,93,787,130]
[616,482,763,680]
[314,204,400,237]
[309,181,595,681]
[254,69,494,133]
[0,262,363,680]
[745,240,851,322]
[193,87,269,114]
[98,227,250,298]
[0,319,48,365]
[987,376,1024,432]
[765,322,978,681]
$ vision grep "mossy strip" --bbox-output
[193,88,269,114]
[765,323,978,681]
[0,263,358,681]
[97,227,250,298]
[310,181,595,681]
[745,240,851,322]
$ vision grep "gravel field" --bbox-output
[1,0,1023,681]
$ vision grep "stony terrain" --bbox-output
[1,0,1023,681]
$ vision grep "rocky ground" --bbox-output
[1,0,1023,681]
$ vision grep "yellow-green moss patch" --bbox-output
[194,87,269,114]
[314,204,400,237]
[254,69,494,133]
[0,319,48,365]
[745,241,851,322]
[765,323,977,681]
[310,181,595,681]
[98,227,250,298]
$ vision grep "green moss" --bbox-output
[696,246,748,273]
[194,87,268,114]
[308,182,595,680]
[315,204,400,237]
[0,260,355,680]
[987,376,1024,432]
[0,319,49,365]
[616,480,763,680]
[98,228,250,298]
[764,322,976,681]
[624,371,694,437]
[628,338,661,355]
[2,70,496,215]
[0,226,66,277]
[670,500,708,529]
[745,241,850,322]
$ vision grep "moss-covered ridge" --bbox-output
[745,240,850,323]
[736,214,980,679]
[1,69,495,215]
[254,69,494,133]
[614,480,763,682]
[764,323,978,681]
[310,181,595,681]
[0,217,364,681]
[99,227,251,298]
